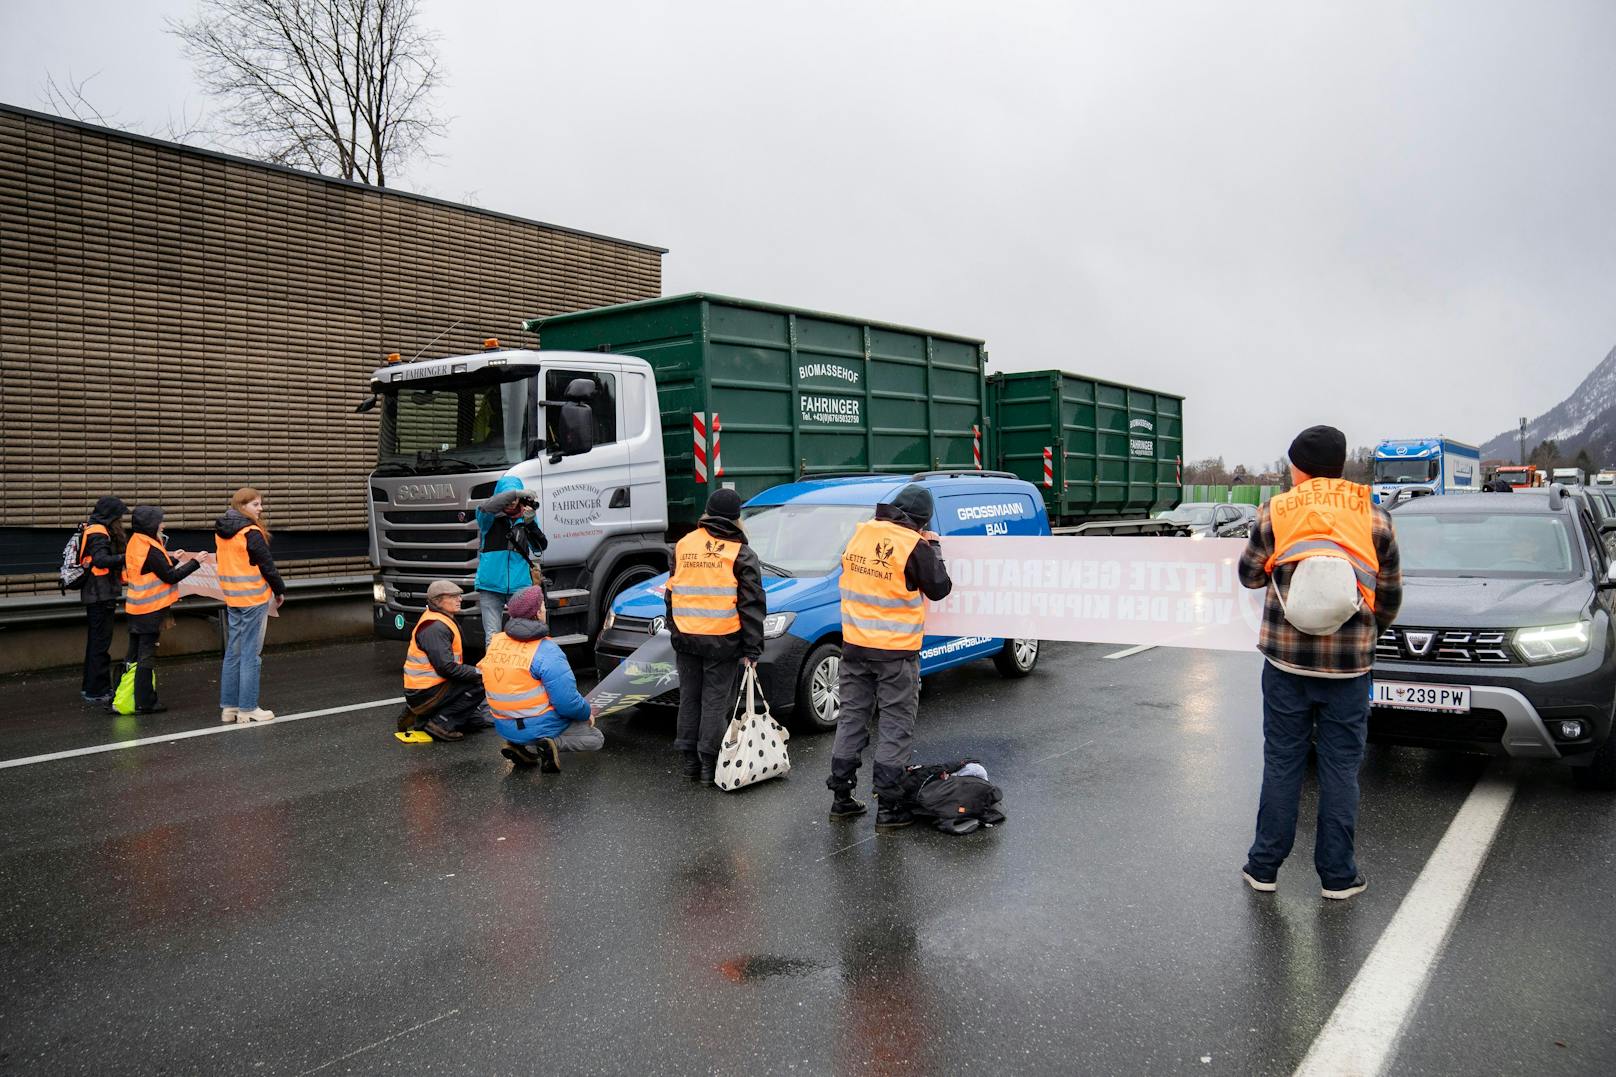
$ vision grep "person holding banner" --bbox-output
[480,585,600,771]
[1238,426,1402,901]
[214,488,285,724]
[826,484,953,829]
[666,488,766,784]
[121,505,209,715]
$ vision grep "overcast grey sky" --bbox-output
[5,1,1615,467]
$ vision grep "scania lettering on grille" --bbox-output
[394,482,456,504]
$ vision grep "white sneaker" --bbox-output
[221,707,239,723]
[240,708,276,723]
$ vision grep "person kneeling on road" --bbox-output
[826,483,953,830]
[479,584,600,771]
[399,580,490,743]
[667,487,766,785]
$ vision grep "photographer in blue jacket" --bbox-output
[475,474,549,647]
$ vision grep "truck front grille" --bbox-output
[1377,627,1515,665]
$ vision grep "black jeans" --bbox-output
[673,650,742,760]
[82,600,118,696]
[124,631,160,711]
[406,680,489,733]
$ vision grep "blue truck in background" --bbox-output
[1372,437,1481,504]
[594,471,1049,731]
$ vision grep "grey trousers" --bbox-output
[552,720,605,753]
[828,653,920,799]
[673,650,742,759]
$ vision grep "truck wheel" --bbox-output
[596,563,662,635]
[993,638,1039,678]
[791,642,842,733]
[1572,734,1616,791]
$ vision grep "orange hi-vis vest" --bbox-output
[123,533,180,616]
[477,632,552,727]
[215,524,273,607]
[1264,477,1380,609]
[80,523,112,578]
[403,610,463,691]
[840,519,926,651]
[669,526,741,635]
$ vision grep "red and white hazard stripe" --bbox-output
[1042,447,1054,488]
[972,425,982,470]
[712,413,723,478]
[693,413,708,484]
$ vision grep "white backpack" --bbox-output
[1274,555,1362,636]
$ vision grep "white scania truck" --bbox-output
[361,345,672,647]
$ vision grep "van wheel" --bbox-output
[993,638,1039,678]
[1572,735,1616,791]
[791,642,842,733]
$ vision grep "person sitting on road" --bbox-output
[398,580,491,743]
[474,475,549,648]
[667,487,766,785]
[121,505,209,715]
[1237,425,1402,901]
[478,584,600,771]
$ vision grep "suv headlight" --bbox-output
[1513,621,1591,663]
[763,612,795,639]
[600,609,616,634]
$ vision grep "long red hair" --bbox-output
[231,487,270,536]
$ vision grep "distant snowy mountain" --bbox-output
[1479,344,1616,462]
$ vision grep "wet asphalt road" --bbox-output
[2,639,1614,1075]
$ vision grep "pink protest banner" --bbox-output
[924,536,1261,651]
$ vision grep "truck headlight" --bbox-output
[373,582,386,603]
[601,609,616,633]
[763,612,795,639]
[1513,621,1591,663]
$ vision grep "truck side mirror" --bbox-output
[555,402,595,457]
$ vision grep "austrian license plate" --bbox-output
[1372,681,1471,713]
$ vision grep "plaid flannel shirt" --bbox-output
[1237,502,1402,677]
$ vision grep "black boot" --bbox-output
[875,796,914,831]
[698,754,717,785]
[681,751,702,781]
[829,793,867,819]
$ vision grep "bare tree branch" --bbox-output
[40,70,214,144]
[167,0,443,186]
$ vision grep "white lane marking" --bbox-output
[1293,774,1516,1077]
[294,1008,460,1076]
[1103,643,1157,660]
[0,697,405,770]
[1031,740,1095,765]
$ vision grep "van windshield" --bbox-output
[740,503,874,578]
[378,370,536,474]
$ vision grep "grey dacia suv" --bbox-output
[1373,488,1616,789]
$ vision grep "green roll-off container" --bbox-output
[535,294,989,532]
[988,370,1183,524]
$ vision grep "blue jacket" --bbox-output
[475,475,547,596]
[491,616,591,743]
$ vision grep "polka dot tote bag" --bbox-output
[715,666,791,791]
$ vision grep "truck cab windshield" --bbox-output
[378,371,536,474]
[1375,458,1439,484]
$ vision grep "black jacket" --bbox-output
[666,514,767,661]
[413,618,482,685]
[843,502,953,663]
[127,506,201,634]
[479,488,549,560]
[215,509,286,597]
[79,496,128,606]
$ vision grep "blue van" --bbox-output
[594,471,1050,730]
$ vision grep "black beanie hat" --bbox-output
[705,488,743,520]
[1288,425,1348,479]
